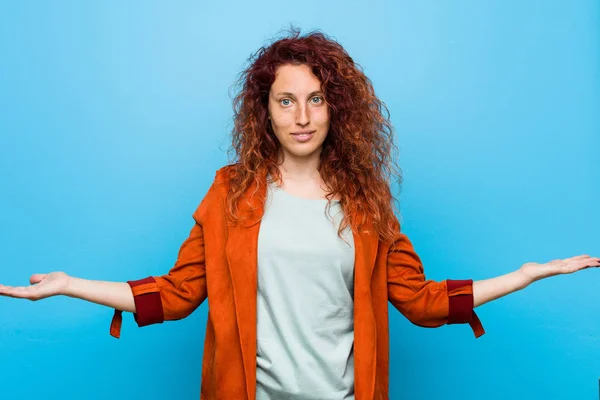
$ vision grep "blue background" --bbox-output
[1,1,599,399]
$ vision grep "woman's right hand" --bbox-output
[0,272,70,301]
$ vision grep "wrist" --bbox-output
[516,266,536,288]
[63,275,76,297]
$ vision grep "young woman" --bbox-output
[0,30,598,400]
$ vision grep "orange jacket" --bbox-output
[110,165,485,399]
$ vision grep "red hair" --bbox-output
[227,29,402,244]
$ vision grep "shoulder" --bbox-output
[192,164,237,223]
[213,163,238,186]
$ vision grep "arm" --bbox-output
[0,272,135,313]
[105,187,214,338]
[386,231,485,337]
[387,224,600,337]
[473,255,600,307]
[67,277,135,312]
[0,217,207,338]
[0,177,220,338]
[0,218,208,339]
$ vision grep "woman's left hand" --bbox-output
[519,255,600,284]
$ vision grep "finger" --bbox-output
[0,285,33,299]
[29,274,47,285]
[572,259,600,271]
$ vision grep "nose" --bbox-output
[295,103,310,127]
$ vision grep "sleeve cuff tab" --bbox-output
[110,309,123,339]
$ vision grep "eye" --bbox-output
[311,96,323,104]
[280,98,292,106]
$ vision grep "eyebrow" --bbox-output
[275,91,324,98]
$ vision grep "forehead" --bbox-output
[270,64,322,93]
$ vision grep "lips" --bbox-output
[291,130,315,135]
[290,131,315,143]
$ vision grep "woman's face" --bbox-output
[267,64,330,163]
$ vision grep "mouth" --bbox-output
[290,130,315,142]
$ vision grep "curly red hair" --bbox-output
[227,29,402,244]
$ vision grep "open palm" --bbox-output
[0,272,70,301]
[520,254,600,283]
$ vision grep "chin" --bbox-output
[290,150,319,157]
[284,146,323,158]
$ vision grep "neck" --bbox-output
[277,148,322,181]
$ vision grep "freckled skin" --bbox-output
[267,64,330,164]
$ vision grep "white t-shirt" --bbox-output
[256,180,356,400]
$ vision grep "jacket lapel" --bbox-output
[352,219,380,399]
[225,172,380,400]
[225,174,266,400]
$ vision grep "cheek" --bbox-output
[314,107,330,126]
[271,112,294,130]
[269,114,292,139]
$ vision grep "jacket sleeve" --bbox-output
[387,226,485,338]
[109,180,216,339]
